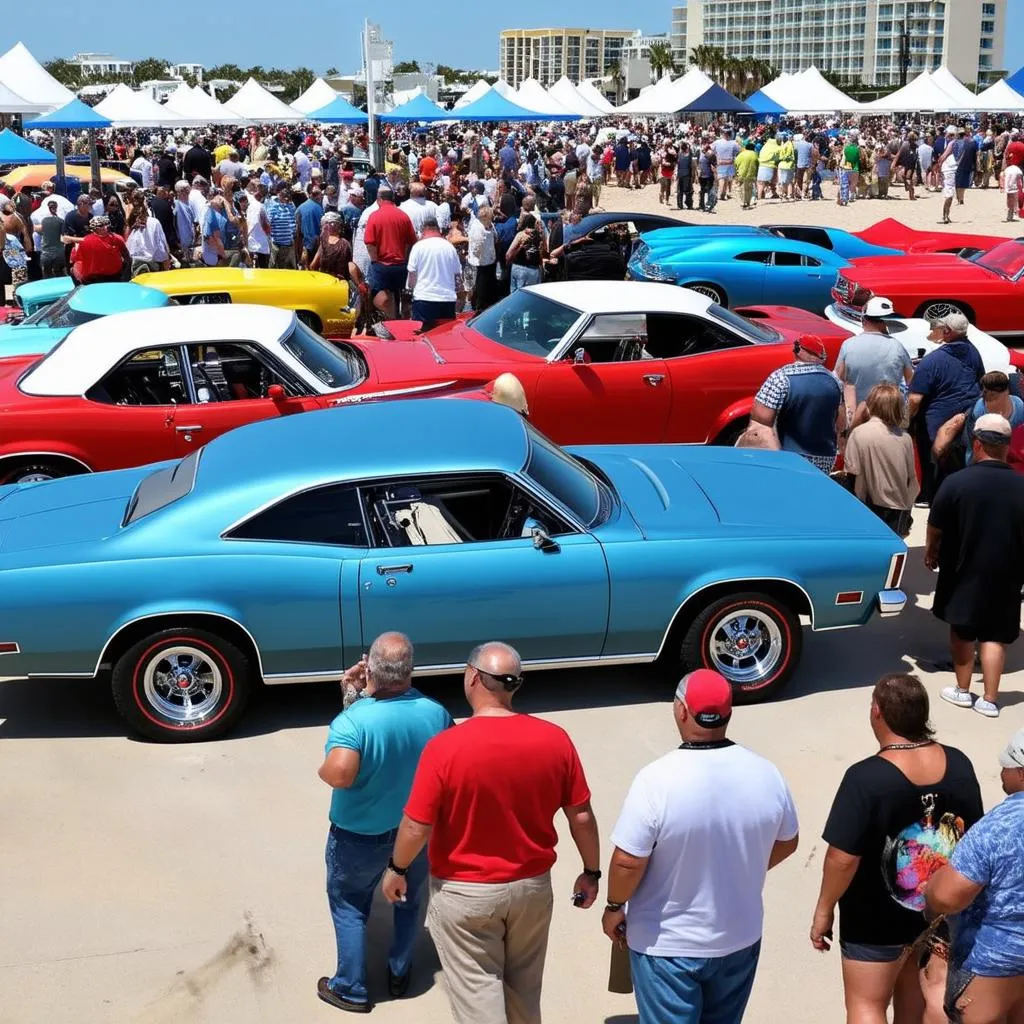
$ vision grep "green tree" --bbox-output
[324,67,339,77]
[132,57,169,84]
[206,64,245,81]
[43,59,82,88]
[648,40,676,82]
[393,60,421,74]
[604,60,625,105]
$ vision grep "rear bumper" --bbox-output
[876,589,907,617]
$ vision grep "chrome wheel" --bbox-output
[921,300,965,322]
[142,645,224,724]
[15,470,55,484]
[707,608,784,685]
[688,283,725,303]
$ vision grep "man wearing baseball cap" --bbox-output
[603,670,799,1024]
[752,333,845,471]
[926,727,1024,1021]
[926,413,1024,718]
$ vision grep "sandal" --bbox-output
[317,977,372,1014]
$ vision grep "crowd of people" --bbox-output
[318,632,1024,1024]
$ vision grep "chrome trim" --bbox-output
[331,380,458,405]
[420,335,446,365]
[0,643,21,655]
[0,451,92,473]
[264,670,340,685]
[834,592,864,606]
[876,589,907,617]
[92,611,265,679]
[377,563,413,575]
[544,312,595,363]
[413,653,658,677]
[656,576,816,659]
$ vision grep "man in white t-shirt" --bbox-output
[603,669,799,1024]
[406,216,463,330]
[244,182,271,268]
[399,182,449,238]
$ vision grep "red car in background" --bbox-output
[833,237,1024,341]
[852,217,1005,257]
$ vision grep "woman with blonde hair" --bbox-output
[843,383,917,537]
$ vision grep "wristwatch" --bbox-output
[583,867,602,881]
[387,857,409,877]
[605,901,626,912]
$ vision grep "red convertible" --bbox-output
[833,237,1024,341]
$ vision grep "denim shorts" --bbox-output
[369,261,407,297]
[840,941,908,963]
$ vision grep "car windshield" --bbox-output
[523,425,610,528]
[280,320,366,390]
[21,291,100,329]
[972,239,1024,279]
[468,290,582,358]
[123,449,201,526]
[710,303,780,343]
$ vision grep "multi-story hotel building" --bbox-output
[669,0,1005,85]
[499,28,637,87]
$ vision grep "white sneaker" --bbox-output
[973,699,1000,718]
[941,686,974,709]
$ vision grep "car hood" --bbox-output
[846,253,989,286]
[641,226,767,253]
[577,444,893,539]
[0,325,68,359]
[0,465,152,557]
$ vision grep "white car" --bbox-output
[824,303,1015,373]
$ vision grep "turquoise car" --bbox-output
[0,282,169,358]
[0,399,908,742]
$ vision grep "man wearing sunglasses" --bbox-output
[382,641,600,1024]
[926,728,1024,1024]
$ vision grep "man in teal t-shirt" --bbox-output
[317,632,452,1012]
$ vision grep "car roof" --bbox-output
[67,283,168,315]
[136,268,344,293]
[19,305,295,397]
[525,280,716,315]
[194,398,531,500]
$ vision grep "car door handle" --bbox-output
[376,564,413,575]
[175,425,204,432]
[643,374,665,386]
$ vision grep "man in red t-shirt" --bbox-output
[382,641,600,1024]
[71,216,129,284]
[363,185,416,319]
[417,146,438,187]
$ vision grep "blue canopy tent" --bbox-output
[380,92,451,122]
[455,87,578,122]
[309,94,368,124]
[1007,66,1024,95]
[23,98,112,198]
[744,90,787,117]
[0,127,56,163]
[677,83,754,114]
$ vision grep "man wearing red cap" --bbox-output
[602,670,799,1024]
[751,334,845,472]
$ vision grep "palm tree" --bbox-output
[648,40,677,83]
[604,60,625,105]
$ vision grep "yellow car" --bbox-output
[134,268,356,337]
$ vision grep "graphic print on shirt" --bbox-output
[881,792,965,911]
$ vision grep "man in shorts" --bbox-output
[925,414,1024,718]
[713,128,740,201]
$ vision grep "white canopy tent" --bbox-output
[548,76,606,117]
[929,66,980,109]
[0,80,38,115]
[617,73,678,115]
[224,78,303,123]
[492,79,516,99]
[95,84,188,128]
[454,79,493,109]
[867,70,974,112]
[0,41,75,113]
[974,79,1024,113]
[514,77,578,117]
[661,68,716,111]
[761,67,863,113]
[576,80,616,114]
[291,77,338,116]
[163,83,239,125]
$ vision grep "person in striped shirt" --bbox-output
[264,181,297,269]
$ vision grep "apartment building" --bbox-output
[499,28,637,87]
[670,0,1005,85]
[71,52,134,78]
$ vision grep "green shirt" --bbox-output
[843,143,861,172]
[735,150,759,179]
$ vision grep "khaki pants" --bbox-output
[740,178,755,207]
[270,241,296,269]
[428,872,553,1024]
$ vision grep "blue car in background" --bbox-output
[0,399,907,742]
[9,277,75,318]
[0,283,170,358]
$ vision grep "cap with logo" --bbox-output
[998,727,1024,769]
[675,669,733,728]
[864,296,895,319]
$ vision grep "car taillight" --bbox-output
[886,553,906,590]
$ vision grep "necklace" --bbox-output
[879,740,935,752]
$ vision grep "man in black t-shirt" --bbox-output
[62,194,93,266]
[926,414,1024,719]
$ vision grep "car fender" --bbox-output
[706,398,755,443]
[0,443,93,472]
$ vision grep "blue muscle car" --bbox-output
[0,400,907,741]
[0,282,169,359]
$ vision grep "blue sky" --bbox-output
[6,1,1022,76]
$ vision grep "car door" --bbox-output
[719,251,770,305]
[532,313,672,444]
[356,473,610,666]
[83,346,190,470]
[768,251,831,311]
[173,341,325,455]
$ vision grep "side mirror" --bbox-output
[573,348,587,365]
[268,384,287,402]
[529,523,560,553]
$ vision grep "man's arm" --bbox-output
[924,524,942,570]
[810,845,860,951]
[925,864,984,917]
[318,747,361,789]
[906,392,923,423]
[601,846,650,942]
[564,799,600,908]
[769,834,799,869]
[750,400,778,428]
[381,814,433,904]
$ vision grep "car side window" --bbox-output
[172,293,233,305]
[187,342,301,402]
[567,313,650,363]
[734,251,771,264]
[228,484,367,546]
[802,255,823,268]
[364,474,570,548]
[645,313,748,359]
[772,251,803,267]
[87,347,190,406]
[774,226,832,250]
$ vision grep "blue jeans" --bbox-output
[325,824,428,1004]
[629,940,761,1024]
[510,264,541,292]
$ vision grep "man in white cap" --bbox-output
[925,413,1024,718]
[925,727,1024,1022]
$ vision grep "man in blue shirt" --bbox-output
[296,185,324,268]
[317,632,451,1013]
[499,135,519,176]
[264,182,297,269]
[926,727,1024,1020]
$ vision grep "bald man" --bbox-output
[399,180,449,237]
[317,632,452,1013]
[383,641,600,1024]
